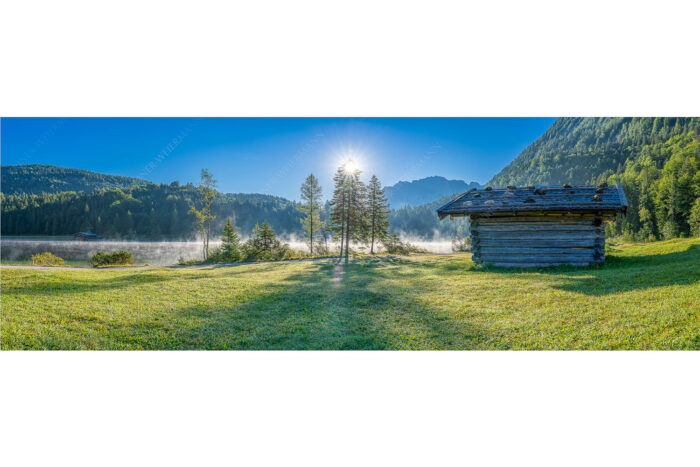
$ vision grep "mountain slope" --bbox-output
[384,176,480,208]
[488,117,700,240]
[1,164,148,195]
[489,117,700,187]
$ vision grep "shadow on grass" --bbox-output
[116,258,491,350]
[471,243,700,296]
[551,245,700,296]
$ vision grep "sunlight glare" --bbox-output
[343,159,360,173]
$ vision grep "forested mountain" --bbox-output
[384,176,480,208]
[1,183,304,240]
[488,118,700,240]
[1,164,148,195]
[388,194,469,240]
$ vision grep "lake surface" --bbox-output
[0,237,456,264]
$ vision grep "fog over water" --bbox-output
[1,236,456,264]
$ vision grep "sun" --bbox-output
[343,159,360,173]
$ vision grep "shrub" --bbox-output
[176,257,201,266]
[240,221,295,261]
[451,236,471,252]
[31,252,66,267]
[381,233,428,255]
[90,250,134,267]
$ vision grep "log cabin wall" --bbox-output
[469,214,612,268]
[437,184,628,268]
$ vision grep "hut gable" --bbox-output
[437,184,628,268]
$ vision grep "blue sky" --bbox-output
[1,118,555,201]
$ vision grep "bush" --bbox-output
[31,252,66,267]
[90,250,134,267]
[240,221,295,261]
[451,236,471,252]
[381,233,428,255]
[241,240,295,262]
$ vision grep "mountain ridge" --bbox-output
[384,175,481,208]
[1,164,149,196]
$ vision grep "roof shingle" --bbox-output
[437,184,628,219]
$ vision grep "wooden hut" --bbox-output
[73,232,98,241]
[437,184,628,267]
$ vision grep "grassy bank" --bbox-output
[1,238,698,350]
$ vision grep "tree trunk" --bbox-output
[344,206,350,263]
[309,205,314,256]
[338,207,345,259]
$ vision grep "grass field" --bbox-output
[1,238,698,350]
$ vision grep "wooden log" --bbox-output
[480,254,596,263]
[482,261,593,268]
[472,216,599,223]
[472,231,600,240]
[475,240,598,248]
[478,247,596,254]
[474,224,599,232]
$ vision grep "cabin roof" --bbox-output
[437,183,628,219]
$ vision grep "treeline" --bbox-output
[488,117,700,241]
[0,182,305,240]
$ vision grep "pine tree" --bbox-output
[329,166,348,257]
[221,217,241,262]
[344,171,367,260]
[299,174,323,255]
[366,175,390,254]
[251,221,277,253]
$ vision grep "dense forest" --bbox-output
[488,118,700,240]
[1,164,147,195]
[1,182,305,240]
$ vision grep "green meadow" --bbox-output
[1,238,698,350]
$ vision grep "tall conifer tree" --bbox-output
[366,175,390,254]
[299,174,323,255]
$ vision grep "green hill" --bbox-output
[1,182,304,240]
[488,118,700,241]
[1,164,148,195]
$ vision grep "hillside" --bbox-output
[489,117,700,186]
[1,183,304,240]
[384,176,480,208]
[488,118,700,241]
[0,164,148,195]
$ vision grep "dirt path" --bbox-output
[1,252,467,271]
